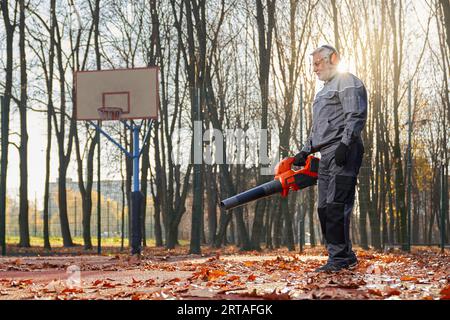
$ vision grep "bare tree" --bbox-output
[72,0,100,250]
[250,0,276,251]
[16,0,30,247]
[52,4,77,247]
[0,0,17,254]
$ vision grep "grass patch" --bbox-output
[5,236,189,248]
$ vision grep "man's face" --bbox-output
[312,52,335,81]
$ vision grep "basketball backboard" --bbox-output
[74,67,159,121]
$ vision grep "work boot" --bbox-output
[347,256,358,269]
[314,261,350,273]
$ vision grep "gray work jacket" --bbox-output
[301,72,367,154]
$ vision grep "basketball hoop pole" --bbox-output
[130,124,143,255]
[88,119,154,255]
[133,125,140,193]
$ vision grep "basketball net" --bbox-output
[97,107,123,121]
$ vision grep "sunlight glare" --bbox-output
[337,59,349,73]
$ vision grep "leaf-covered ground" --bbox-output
[0,246,448,300]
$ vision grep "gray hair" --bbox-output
[311,45,338,63]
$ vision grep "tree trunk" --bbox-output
[390,2,408,250]
[307,191,316,246]
[153,88,167,249]
[330,0,340,52]
[18,0,30,247]
[166,219,179,249]
[439,0,450,52]
[58,166,73,247]
[251,0,276,251]
[251,199,266,250]
[140,122,152,247]
[75,132,97,250]
[41,0,58,250]
[0,0,15,257]
[149,138,163,247]
[206,165,218,245]
[52,2,76,247]
[43,99,52,250]
[265,200,272,249]
[190,83,204,254]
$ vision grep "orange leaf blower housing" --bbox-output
[220,155,320,210]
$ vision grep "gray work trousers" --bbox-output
[317,139,364,264]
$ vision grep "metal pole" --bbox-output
[133,126,139,193]
[86,115,153,255]
[406,80,412,251]
[97,122,101,255]
[131,124,142,255]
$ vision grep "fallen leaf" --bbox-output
[400,276,417,282]
[131,293,143,300]
[439,285,450,300]
[61,287,84,294]
[366,264,383,274]
[168,277,181,284]
[102,281,116,288]
[10,279,33,287]
[368,289,383,297]
[227,275,240,282]
[208,270,227,281]
[384,287,401,297]
[12,259,23,266]
[143,279,155,286]
[92,280,103,286]
[217,286,247,294]
[113,292,132,298]
[247,274,257,281]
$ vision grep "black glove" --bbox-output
[335,142,349,166]
[293,151,309,166]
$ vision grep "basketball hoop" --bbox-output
[74,67,158,120]
[97,107,123,120]
[74,67,159,256]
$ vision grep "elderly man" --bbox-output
[294,45,367,272]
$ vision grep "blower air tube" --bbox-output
[220,180,283,210]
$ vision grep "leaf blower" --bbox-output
[220,155,320,210]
